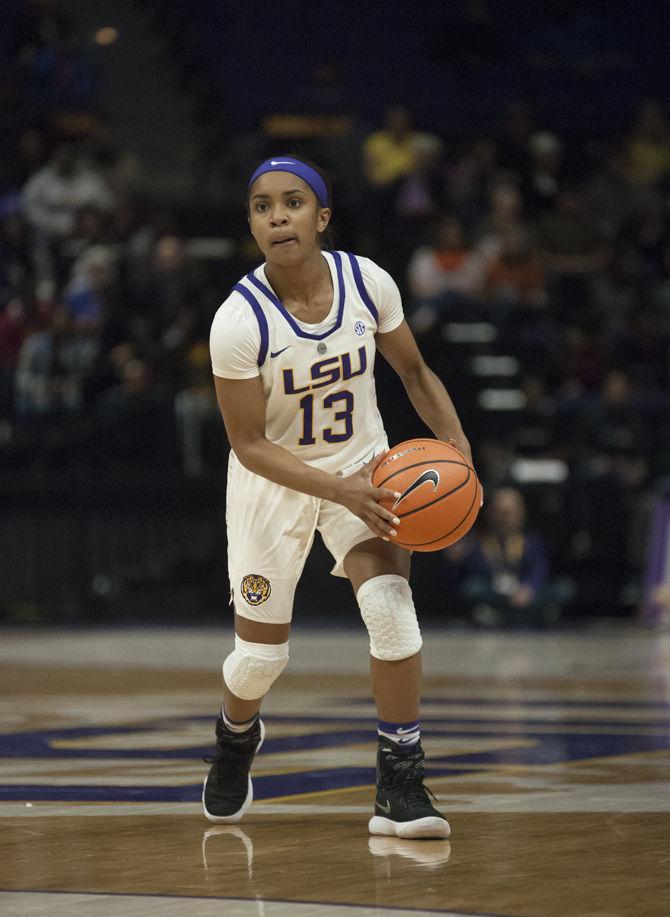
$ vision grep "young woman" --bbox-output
[205,155,472,839]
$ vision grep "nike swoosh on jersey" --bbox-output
[393,469,440,510]
[270,345,291,358]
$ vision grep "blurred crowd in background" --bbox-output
[1,0,670,624]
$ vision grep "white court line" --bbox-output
[0,892,491,917]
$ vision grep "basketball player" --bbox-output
[205,156,472,839]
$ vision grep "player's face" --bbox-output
[248,171,331,263]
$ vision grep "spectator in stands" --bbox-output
[98,355,152,416]
[363,105,421,191]
[525,131,564,214]
[362,105,441,271]
[14,303,98,417]
[447,486,564,628]
[651,238,670,327]
[97,352,172,467]
[609,306,668,390]
[0,211,33,301]
[448,137,500,222]
[0,296,28,418]
[617,195,668,287]
[0,157,22,223]
[22,12,99,114]
[510,374,558,456]
[482,223,547,329]
[473,176,525,262]
[575,370,650,475]
[22,142,114,289]
[392,133,447,268]
[569,369,651,609]
[131,234,196,333]
[64,244,117,333]
[406,213,486,333]
[22,143,114,242]
[625,100,670,188]
[394,133,446,225]
[536,184,608,325]
[586,146,636,243]
[67,205,112,264]
[12,128,47,188]
[496,100,534,177]
[174,342,220,477]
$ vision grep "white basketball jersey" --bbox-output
[210,251,404,474]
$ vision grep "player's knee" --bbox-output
[356,574,422,661]
[223,635,289,700]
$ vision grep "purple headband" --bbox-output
[248,157,329,208]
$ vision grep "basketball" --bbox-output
[372,438,482,551]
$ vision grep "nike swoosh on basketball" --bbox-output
[270,345,291,358]
[378,799,392,815]
[270,160,295,166]
[393,469,440,510]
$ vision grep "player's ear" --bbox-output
[316,207,331,234]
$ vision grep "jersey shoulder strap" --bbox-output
[344,252,379,323]
[232,282,269,367]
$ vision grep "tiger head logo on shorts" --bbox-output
[241,574,272,606]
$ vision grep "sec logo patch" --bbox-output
[354,320,366,336]
[241,574,272,606]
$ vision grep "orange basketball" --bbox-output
[372,438,482,551]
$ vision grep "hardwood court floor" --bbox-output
[1,626,669,916]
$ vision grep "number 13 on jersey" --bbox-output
[298,390,354,445]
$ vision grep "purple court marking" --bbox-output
[0,890,510,917]
[3,705,669,804]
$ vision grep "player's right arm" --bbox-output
[213,375,399,539]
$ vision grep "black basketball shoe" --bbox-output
[202,714,265,823]
[369,737,451,839]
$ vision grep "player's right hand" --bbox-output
[335,458,402,541]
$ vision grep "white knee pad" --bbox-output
[223,635,289,701]
[356,574,422,661]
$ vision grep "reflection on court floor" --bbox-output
[1,627,669,916]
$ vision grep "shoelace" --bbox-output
[381,751,439,806]
[203,736,255,778]
[203,753,250,780]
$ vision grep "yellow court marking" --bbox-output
[563,747,670,768]
[262,784,378,804]
[261,759,547,804]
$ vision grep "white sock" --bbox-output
[221,706,258,733]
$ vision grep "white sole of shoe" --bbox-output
[368,814,451,839]
[202,720,265,823]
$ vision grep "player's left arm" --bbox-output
[376,319,472,464]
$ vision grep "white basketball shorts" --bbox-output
[225,450,381,624]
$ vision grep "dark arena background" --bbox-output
[1,2,670,916]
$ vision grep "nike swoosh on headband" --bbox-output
[248,158,329,207]
[393,469,440,510]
